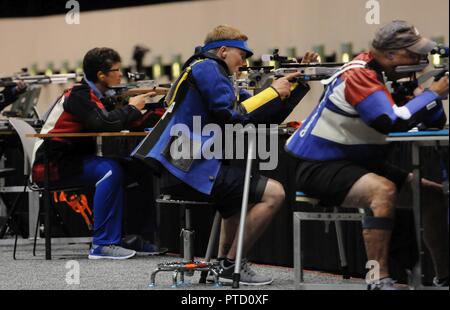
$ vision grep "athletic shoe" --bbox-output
[218,259,273,286]
[88,244,136,260]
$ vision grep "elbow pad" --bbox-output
[370,114,394,135]
[370,114,413,134]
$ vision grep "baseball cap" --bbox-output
[372,20,436,55]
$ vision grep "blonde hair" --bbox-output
[204,25,248,44]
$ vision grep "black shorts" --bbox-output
[160,164,268,219]
[296,159,409,207]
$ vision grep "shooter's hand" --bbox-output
[271,72,301,99]
[13,80,27,95]
[129,91,157,111]
[429,74,449,98]
[301,52,321,64]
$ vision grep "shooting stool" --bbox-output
[293,192,366,289]
[149,194,222,288]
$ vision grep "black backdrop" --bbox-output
[0,0,199,18]
[3,133,445,285]
[102,135,448,285]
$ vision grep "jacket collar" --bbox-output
[182,51,231,76]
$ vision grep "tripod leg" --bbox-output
[13,228,19,260]
[33,203,42,256]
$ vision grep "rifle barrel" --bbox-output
[280,62,345,68]
[120,87,169,97]
[0,73,79,87]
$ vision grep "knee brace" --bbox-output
[362,216,394,230]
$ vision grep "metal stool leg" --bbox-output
[182,206,195,263]
[13,228,19,260]
[172,271,179,288]
[334,208,350,279]
[33,203,42,256]
[149,269,161,287]
[150,197,222,288]
[179,271,185,285]
[293,212,304,284]
[200,211,221,283]
[293,208,365,289]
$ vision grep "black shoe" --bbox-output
[121,235,168,255]
[433,277,449,287]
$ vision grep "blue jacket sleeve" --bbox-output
[192,60,282,125]
[354,89,443,134]
[239,89,252,101]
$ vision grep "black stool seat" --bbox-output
[295,192,319,203]
[0,168,16,177]
[156,194,212,206]
[296,192,343,212]
[30,184,85,192]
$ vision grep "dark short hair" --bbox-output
[83,47,121,82]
